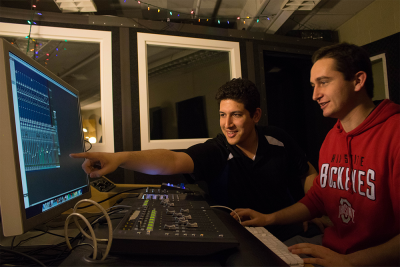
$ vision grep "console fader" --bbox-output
[110,191,239,256]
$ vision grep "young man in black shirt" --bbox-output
[71,78,319,241]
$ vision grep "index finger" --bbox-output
[230,210,241,217]
[70,152,92,159]
[233,208,247,213]
[230,209,245,219]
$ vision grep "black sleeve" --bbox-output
[184,139,228,182]
[264,126,309,178]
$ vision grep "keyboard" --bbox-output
[246,226,304,267]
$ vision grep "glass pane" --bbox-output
[1,36,101,148]
[147,45,230,140]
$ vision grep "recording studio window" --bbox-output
[137,33,241,150]
[0,23,114,153]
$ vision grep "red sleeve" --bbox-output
[298,174,325,219]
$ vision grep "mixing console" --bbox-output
[110,192,239,256]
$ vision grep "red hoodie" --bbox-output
[300,99,400,254]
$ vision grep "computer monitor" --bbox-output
[0,38,91,237]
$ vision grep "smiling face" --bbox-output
[219,99,260,147]
[311,58,357,120]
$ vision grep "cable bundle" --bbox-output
[64,199,113,261]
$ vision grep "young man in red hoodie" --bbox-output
[232,43,400,266]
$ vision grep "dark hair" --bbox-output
[215,78,260,117]
[312,42,374,98]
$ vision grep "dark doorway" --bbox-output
[176,96,209,139]
[263,51,336,170]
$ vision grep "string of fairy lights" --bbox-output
[130,0,270,24]
[24,0,273,36]
[19,0,272,64]
[18,2,68,66]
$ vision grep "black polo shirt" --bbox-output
[185,125,309,241]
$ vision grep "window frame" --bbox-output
[137,32,241,150]
[370,53,389,99]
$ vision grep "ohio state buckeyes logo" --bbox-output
[338,198,355,223]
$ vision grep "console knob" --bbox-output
[164,224,176,230]
[175,217,185,222]
[186,222,198,228]
[166,209,175,215]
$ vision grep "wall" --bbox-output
[337,0,400,45]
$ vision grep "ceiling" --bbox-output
[0,0,375,35]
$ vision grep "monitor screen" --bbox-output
[0,38,91,237]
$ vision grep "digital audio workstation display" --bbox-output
[8,52,89,218]
[12,56,61,172]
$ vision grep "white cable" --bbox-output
[210,205,242,224]
[65,199,113,261]
[65,213,98,260]
[71,200,110,242]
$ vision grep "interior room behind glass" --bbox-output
[147,45,230,140]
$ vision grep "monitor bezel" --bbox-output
[0,38,91,237]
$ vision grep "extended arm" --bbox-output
[232,202,312,227]
[70,150,194,178]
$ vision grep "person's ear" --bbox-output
[253,108,262,123]
[354,71,367,92]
